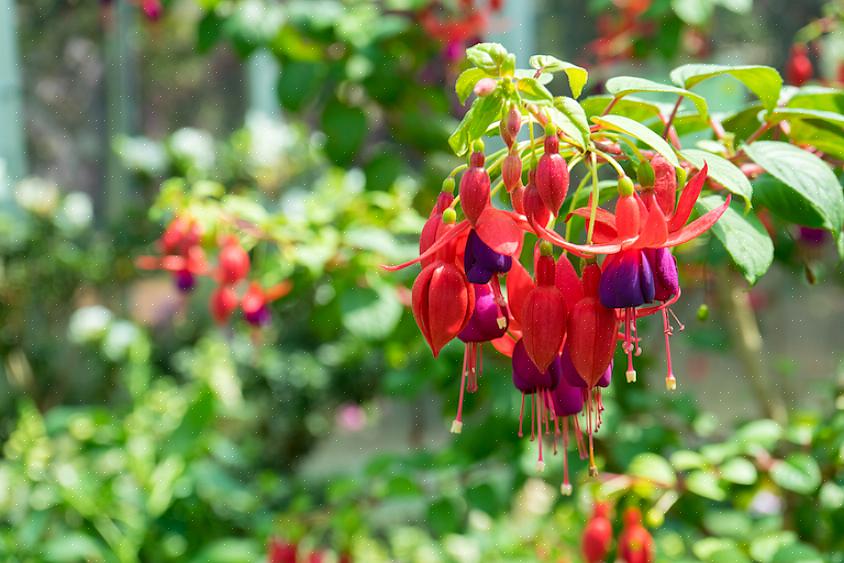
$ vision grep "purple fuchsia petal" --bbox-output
[560,346,587,389]
[174,270,196,293]
[645,247,680,301]
[464,230,513,284]
[597,361,613,388]
[599,250,655,309]
[548,377,584,416]
[458,283,508,343]
[244,305,271,326]
[512,339,561,394]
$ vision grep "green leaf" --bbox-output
[693,538,749,563]
[703,510,753,539]
[719,457,758,485]
[670,64,783,111]
[592,114,679,166]
[744,141,844,234]
[582,95,665,122]
[43,533,107,562]
[427,497,463,537]
[321,100,367,166]
[750,532,798,563]
[769,453,822,494]
[529,55,588,98]
[516,77,553,104]
[686,470,727,500]
[717,0,752,13]
[627,453,677,487]
[771,544,823,563]
[683,149,752,205]
[340,282,403,341]
[448,91,505,156]
[165,386,215,458]
[455,68,490,105]
[734,419,782,452]
[766,107,844,128]
[551,97,591,148]
[696,195,773,284]
[465,42,509,74]
[672,0,714,25]
[606,76,709,119]
[670,450,706,471]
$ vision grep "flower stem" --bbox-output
[586,152,600,245]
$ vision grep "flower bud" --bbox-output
[442,177,456,194]
[459,153,491,225]
[217,237,250,285]
[637,160,655,188]
[535,134,569,215]
[502,152,523,192]
[474,77,498,97]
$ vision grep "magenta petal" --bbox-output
[512,339,561,394]
[645,248,679,301]
[459,283,508,342]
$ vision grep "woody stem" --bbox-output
[713,267,788,424]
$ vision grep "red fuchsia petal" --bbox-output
[651,154,677,216]
[667,163,708,232]
[615,194,641,242]
[524,183,552,229]
[475,207,523,256]
[555,254,584,312]
[411,264,436,348]
[664,194,730,248]
[535,223,623,257]
[567,295,618,388]
[490,333,517,357]
[382,221,470,271]
[521,286,567,372]
[419,213,442,262]
[218,238,250,284]
[633,193,668,249]
[210,285,239,325]
[459,164,491,225]
[427,263,474,356]
[567,207,618,233]
[506,259,535,325]
[265,281,293,302]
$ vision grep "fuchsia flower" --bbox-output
[385,102,729,493]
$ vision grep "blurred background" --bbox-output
[1,1,844,562]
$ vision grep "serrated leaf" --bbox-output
[683,149,752,205]
[670,64,783,111]
[529,55,588,98]
[516,77,553,104]
[769,454,821,494]
[606,76,709,119]
[627,453,677,487]
[465,42,509,74]
[455,68,489,105]
[745,141,844,235]
[719,457,758,485]
[592,114,679,166]
[696,195,773,284]
[686,470,727,500]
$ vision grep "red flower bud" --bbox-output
[500,105,522,148]
[268,538,298,563]
[459,153,490,225]
[520,253,567,371]
[567,264,617,387]
[582,503,613,563]
[535,134,569,215]
[511,184,526,215]
[217,237,250,285]
[502,152,523,192]
[210,285,239,325]
[412,260,474,357]
[786,44,813,86]
[619,508,654,563]
[474,77,497,97]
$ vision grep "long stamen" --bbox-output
[537,390,545,472]
[518,393,526,438]
[561,417,572,496]
[625,309,637,383]
[587,391,598,477]
[596,388,603,429]
[663,309,677,391]
[552,410,560,455]
[530,393,536,441]
[632,315,642,356]
[467,343,478,393]
[573,415,586,459]
[451,349,469,434]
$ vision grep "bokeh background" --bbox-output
[1,1,844,562]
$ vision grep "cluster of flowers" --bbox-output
[582,504,653,563]
[387,104,729,493]
[418,0,504,61]
[137,216,291,327]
